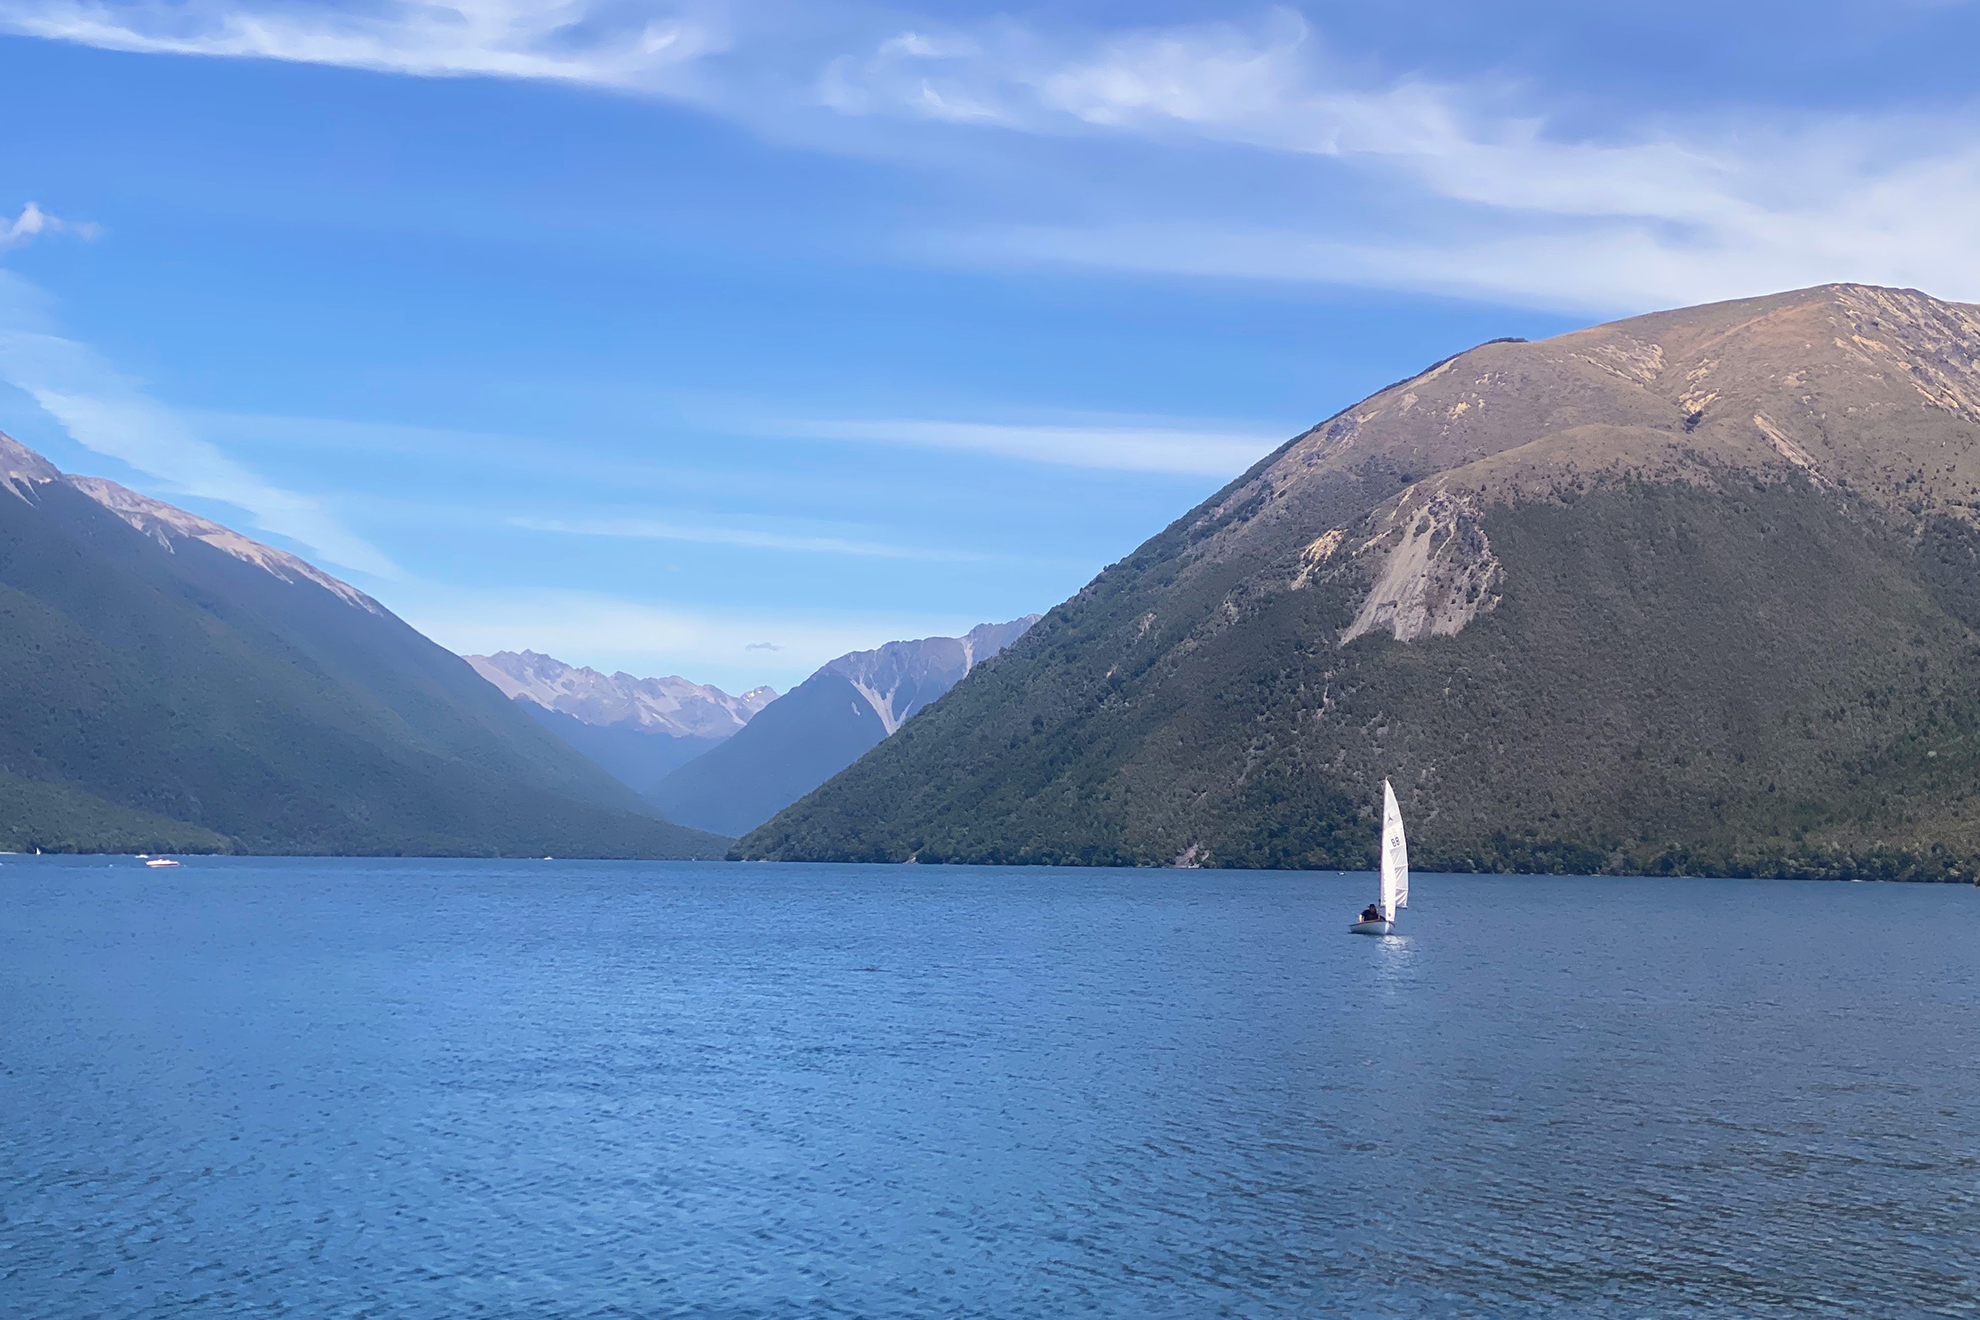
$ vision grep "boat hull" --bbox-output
[1349,919,1393,936]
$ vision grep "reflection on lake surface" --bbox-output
[3,858,1975,1317]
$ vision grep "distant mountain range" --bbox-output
[465,650,775,796]
[0,431,727,858]
[645,617,1039,837]
[741,285,1980,881]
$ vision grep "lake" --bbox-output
[2,858,1975,1317]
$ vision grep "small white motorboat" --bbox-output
[144,857,181,868]
[1350,779,1409,935]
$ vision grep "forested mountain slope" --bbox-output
[741,285,1980,880]
[0,433,727,857]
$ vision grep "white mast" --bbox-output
[1380,779,1409,921]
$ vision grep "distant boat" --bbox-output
[144,857,181,868]
[1351,780,1409,935]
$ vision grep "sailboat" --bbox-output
[1350,779,1409,935]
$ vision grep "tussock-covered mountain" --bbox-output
[742,285,1980,880]
[650,617,1039,838]
[464,650,774,794]
[0,432,728,857]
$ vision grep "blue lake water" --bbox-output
[2,858,1975,1318]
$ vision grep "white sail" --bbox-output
[1380,779,1409,921]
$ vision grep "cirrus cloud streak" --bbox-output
[8,2,1980,312]
[780,416,1285,477]
[0,0,722,87]
[512,513,1001,561]
[0,271,397,577]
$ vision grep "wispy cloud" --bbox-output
[780,416,1284,477]
[837,10,1980,310]
[10,2,1980,312]
[946,201,1980,317]
[0,272,396,576]
[0,0,721,88]
[217,403,1291,487]
[513,514,998,561]
[185,409,970,508]
[1,202,102,250]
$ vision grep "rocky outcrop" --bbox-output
[1329,489,1503,646]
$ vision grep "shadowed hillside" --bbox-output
[0,434,729,858]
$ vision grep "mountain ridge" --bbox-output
[822,617,1041,735]
[465,650,775,739]
[463,649,777,796]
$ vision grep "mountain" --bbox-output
[0,432,728,858]
[649,617,1040,838]
[464,650,775,795]
[740,284,1980,881]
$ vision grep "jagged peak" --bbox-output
[0,430,62,498]
[463,650,775,738]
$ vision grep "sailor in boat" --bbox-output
[1351,778,1409,934]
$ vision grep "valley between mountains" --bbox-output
[6,282,1979,876]
[469,617,1037,839]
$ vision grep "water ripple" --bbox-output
[1,860,1975,1317]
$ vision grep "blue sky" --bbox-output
[3,0,1979,691]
